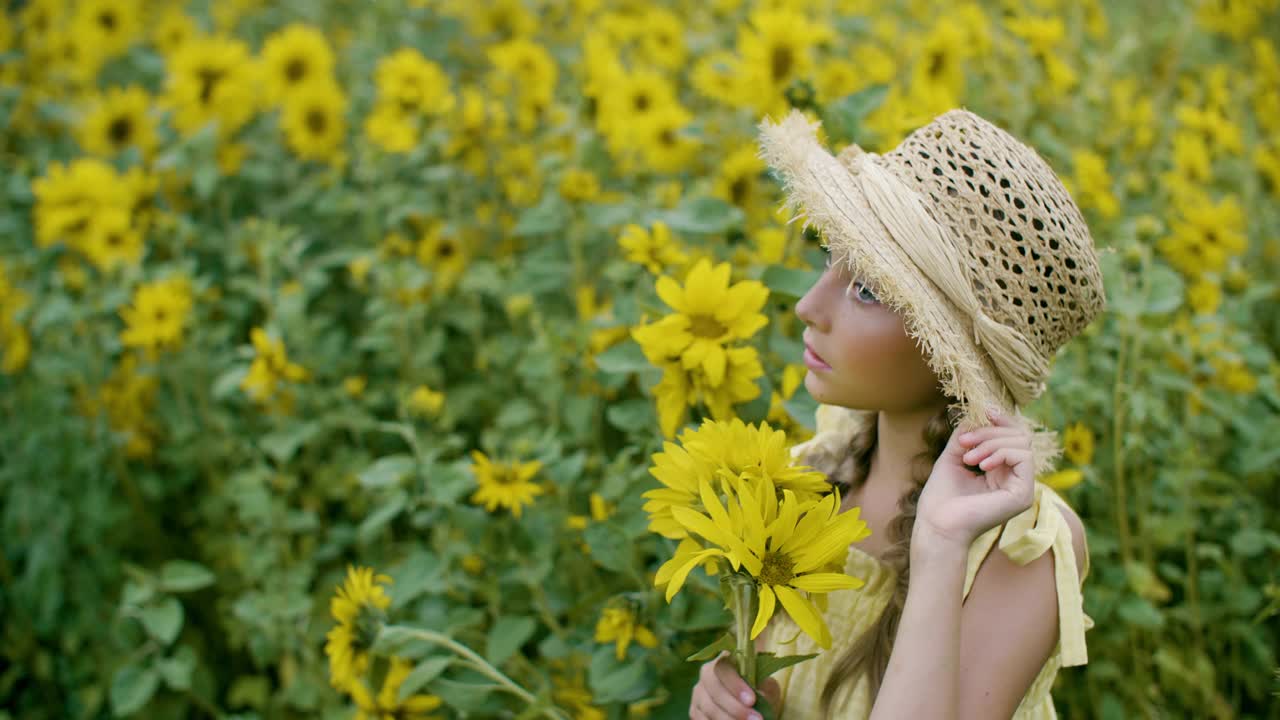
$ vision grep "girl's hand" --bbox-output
[690,650,782,720]
[915,407,1037,551]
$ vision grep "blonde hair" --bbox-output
[797,401,959,717]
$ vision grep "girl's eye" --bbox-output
[846,280,879,305]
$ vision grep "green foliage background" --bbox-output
[2,0,1279,718]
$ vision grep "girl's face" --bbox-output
[795,251,944,412]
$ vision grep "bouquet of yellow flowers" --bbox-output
[644,418,872,714]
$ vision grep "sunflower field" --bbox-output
[3,0,1279,717]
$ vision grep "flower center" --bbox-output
[758,550,795,587]
[285,57,308,84]
[771,46,794,83]
[689,314,726,339]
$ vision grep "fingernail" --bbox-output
[740,691,754,704]
[750,712,764,720]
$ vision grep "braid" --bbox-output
[816,402,958,718]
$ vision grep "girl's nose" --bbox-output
[796,269,830,333]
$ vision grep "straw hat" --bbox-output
[757,107,1107,477]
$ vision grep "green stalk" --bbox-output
[378,625,571,720]
[730,574,758,685]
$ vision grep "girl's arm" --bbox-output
[867,536,969,720]
[868,516,1083,720]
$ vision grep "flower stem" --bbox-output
[730,575,758,686]
[379,625,571,720]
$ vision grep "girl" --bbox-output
[689,107,1105,719]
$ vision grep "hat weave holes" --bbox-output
[882,110,1106,360]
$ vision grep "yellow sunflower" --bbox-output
[649,345,764,439]
[617,221,688,275]
[349,657,445,720]
[118,276,193,355]
[260,23,335,104]
[72,0,144,61]
[1061,422,1095,466]
[280,79,348,163]
[643,418,829,540]
[240,327,310,404]
[363,101,419,153]
[469,451,544,519]
[631,258,769,387]
[639,102,700,173]
[656,475,870,650]
[415,223,468,295]
[150,6,199,57]
[594,603,660,661]
[324,566,393,692]
[164,34,260,139]
[77,85,158,159]
[80,208,144,271]
[375,48,455,116]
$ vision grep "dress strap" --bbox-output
[965,483,1091,667]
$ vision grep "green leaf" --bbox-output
[1143,264,1184,316]
[660,196,745,235]
[259,422,321,463]
[755,651,819,681]
[157,646,197,691]
[588,645,653,703]
[429,678,499,712]
[605,398,655,433]
[1230,528,1266,557]
[593,340,649,374]
[824,84,889,140]
[761,266,819,299]
[359,454,416,489]
[485,616,537,666]
[783,386,819,432]
[513,193,569,236]
[583,522,633,572]
[396,657,452,703]
[158,561,216,593]
[1116,596,1165,629]
[358,491,407,544]
[685,632,735,662]
[110,664,160,717]
[138,597,184,645]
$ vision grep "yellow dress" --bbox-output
[761,481,1094,719]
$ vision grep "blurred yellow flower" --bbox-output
[119,276,194,356]
[343,375,367,398]
[558,167,601,202]
[469,451,544,519]
[618,221,688,275]
[594,604,659,661]
[164,34,260,139]
[280,79,348,164]
[375,48,456,117]
[77,85,158,160]
[349,657,444,720]
[1187,278,1222,315]
[408,385,444,417]
[1062,422,1095,467]
[324,566,392,692]
[1041,468,1084,491]
[240,327,309,404]
[260,23,335,104]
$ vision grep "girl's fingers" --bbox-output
[980,447,1033,477]
[962,436,1029,465]
[696,653,756,720]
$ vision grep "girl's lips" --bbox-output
[803,343,832,371]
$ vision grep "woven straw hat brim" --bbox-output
[758,110,1062,476]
